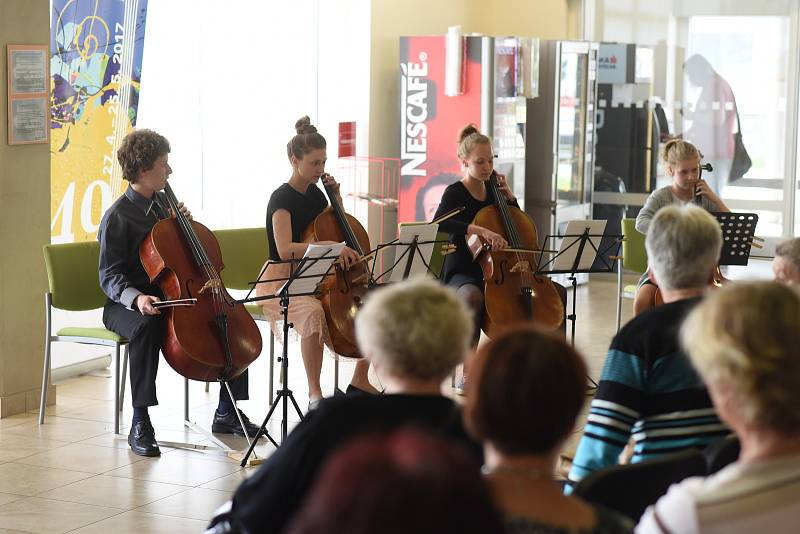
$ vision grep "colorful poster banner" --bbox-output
[398,35,483,224]
[50,0,149,243]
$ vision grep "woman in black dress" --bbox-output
[432,124,517,346]
[257,117,376,409]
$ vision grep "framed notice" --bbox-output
[7,44,49,145]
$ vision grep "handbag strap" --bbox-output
[728,83,743,135]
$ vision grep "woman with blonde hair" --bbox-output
[633,139,729,315]
[431,124,517,347]
[216,278,481,534]
[637,281,800,533]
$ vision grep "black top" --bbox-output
[97,187,169,308]
[265,183,328,261]
[432,180,518,285]
[229,394,482,534]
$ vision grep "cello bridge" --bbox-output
[510,261,532,274]
[198,278,222,294]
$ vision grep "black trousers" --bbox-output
[103,300,249,408]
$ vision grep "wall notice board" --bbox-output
[6,44,49,145]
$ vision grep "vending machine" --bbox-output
[397,34,539,225]
[524,41,599,244]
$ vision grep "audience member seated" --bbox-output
[637,281,800,533]
[285,429,503,534]
[568,205,730,489]
[465,325,634,534]
[772,237,800,285]
[207,278,480,534]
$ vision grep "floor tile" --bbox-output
[67,510,206,533]
[1,419,111,443]
[32,397,107,418]
[0,435,69,464]
[53,377,114,402]
[138,487,231,521]
[0,415,36,432]
[0,495,22,508]
[75,433,132,450]
[49,402,119,424]
[199,468,255,492]
[15,443,144,474]
[104,454,243,487]
[0,463,92,496]
[0,497,119,533]
[36,475,188,510]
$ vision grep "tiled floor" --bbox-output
[0,273,635,533]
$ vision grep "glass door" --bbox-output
[554,41,598,235]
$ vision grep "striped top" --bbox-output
[567,298,728,490]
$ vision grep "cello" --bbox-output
[139,183,262,382]
[468,171,564,336]
[301,174,371,358]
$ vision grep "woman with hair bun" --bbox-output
[633,139,729,316]
[257,116,376,409]
[431,124,518,351]
[431,125,565,394]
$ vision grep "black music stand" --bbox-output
[538,226,623,385]
[236,248,341,466]
[372,223,450,282]
[712,212,759,267]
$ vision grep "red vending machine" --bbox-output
[398,34,540,224]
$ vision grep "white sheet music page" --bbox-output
[277,242,345,296]
[389,223,440,282]
[552,220,607,272]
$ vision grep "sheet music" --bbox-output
[277,242,345,296]
[552,220,607,272]
[389,224,440,282]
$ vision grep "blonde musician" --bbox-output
[633,139,729,315]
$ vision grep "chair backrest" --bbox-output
[43,241,108,311]
[573,448,707,522]
[214,227,269,291]
[428,232,449,278]
[621,218,648,274]
[703,435,740,475]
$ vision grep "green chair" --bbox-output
[621,218,648,292]
[213,228,276,402]
[616,218,648,331]
[40,241,128,434]
[428,231,450,278]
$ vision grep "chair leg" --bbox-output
[205,382,210,393]
[39,294,53,425]
[119,345,128,411]
[114,345,120,435]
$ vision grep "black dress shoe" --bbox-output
[346,384,377,397]
[212,409,263,438]
[128,420,160,457]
